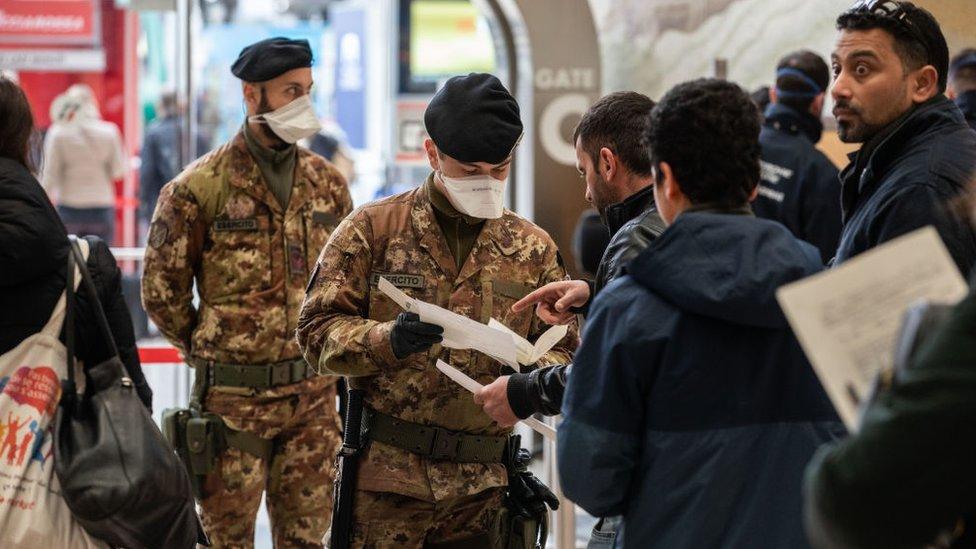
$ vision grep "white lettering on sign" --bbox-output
[0,11,85,33]
[539,94,590,166]
[534,68,596,91]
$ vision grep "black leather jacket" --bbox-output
[507,185,665,418]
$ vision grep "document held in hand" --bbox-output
[378,277,567,368]
[776,227,968,431]
[435,360,557,440]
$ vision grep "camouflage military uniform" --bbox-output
[143,129,352,548]
[296,177,579,548]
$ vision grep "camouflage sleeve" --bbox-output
[533,246,580,368]
[334,170,354,220]
[297,214,398,377]
[141,182,204,355]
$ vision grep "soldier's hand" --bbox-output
[390,312,443,359]
[511,280,589,325]
[474,376,519,428]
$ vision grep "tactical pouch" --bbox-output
[187,415,224,476]
[161,407,209,498]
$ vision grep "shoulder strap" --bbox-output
[64,236,123,393]
[41,239,89,338]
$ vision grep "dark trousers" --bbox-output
[58,206,115,245]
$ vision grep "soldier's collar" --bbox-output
[243,123,296,166]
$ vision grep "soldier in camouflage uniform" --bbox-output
[142,38,351,548]
[297,73,579,548]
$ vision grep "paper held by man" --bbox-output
[776,226,968,431]
[377,276,568,369]
[435,360,557,440]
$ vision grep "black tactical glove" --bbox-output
[390,312,443,360]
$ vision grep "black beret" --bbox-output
[231,37,313,82]
[424,73,523,164]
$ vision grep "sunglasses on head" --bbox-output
[848,0,930,57]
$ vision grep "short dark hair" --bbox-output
[949,48,976,93]
[646,79,760,209]
[775,50,830,112]
[0,76,36,173]
[836,1,949,93]
[573,91,655,177]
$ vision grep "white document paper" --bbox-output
[378,277,518,366]
[435,360,558,440]
[776,227,968,431]
[488,319,569,365]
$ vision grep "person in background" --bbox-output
[830,0,976,275]
[558,78,845,549]
[42,84,126,245]
[138,90,209,241]
[751,85,772,117]
[947,48,976,130]
[304,119,356,184]
[753,50,842,264]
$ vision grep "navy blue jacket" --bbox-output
[139,115,208,223]
[754,104,842,264]
[834,96,976,276]
[558,212,845,549]
[955,90,976,131]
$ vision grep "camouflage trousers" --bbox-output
[200,376,342,548]
[335,487,506,549]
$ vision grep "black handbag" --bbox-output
[56,236,209,549]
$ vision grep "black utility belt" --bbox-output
[365,408,508,464]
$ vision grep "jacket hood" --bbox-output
[628,212,822,328]
[0,157,69,288]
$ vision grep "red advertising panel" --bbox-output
[0,0,99,45]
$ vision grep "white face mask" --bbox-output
[249,94,322,144]
[437,171,507,219]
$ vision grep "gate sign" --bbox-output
[0,0,99,46]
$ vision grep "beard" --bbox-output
[256,88,290,150]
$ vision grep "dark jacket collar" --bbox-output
[604,184,655,236]
[839,95,964,217]
[955,90,976,127]
[763,103,824,143]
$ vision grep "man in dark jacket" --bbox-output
[558,79,845,549]
[474,92,664,425]
[805,288,976,549]
[138,91,208,237]
[830,1,976,276]
[753,50,842,264]
[947,48,976,130]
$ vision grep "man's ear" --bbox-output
[910,65,940,103]
[242,82,259,114]
[810,93,826,118]
[599,147,616,182]
[424,138,440,172]
[659,161,681,202]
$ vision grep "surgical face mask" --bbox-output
[249,94,322,144]
[437,171,507,219]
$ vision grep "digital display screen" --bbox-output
[401,0,496,92]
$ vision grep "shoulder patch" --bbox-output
[148,221,169,248]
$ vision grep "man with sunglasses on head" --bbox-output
[143,37,352,547]
[829,0,976,276]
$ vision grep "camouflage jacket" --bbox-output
[297,180,579,502]
[142,129,352,368]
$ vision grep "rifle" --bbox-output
[330,387,366,549]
